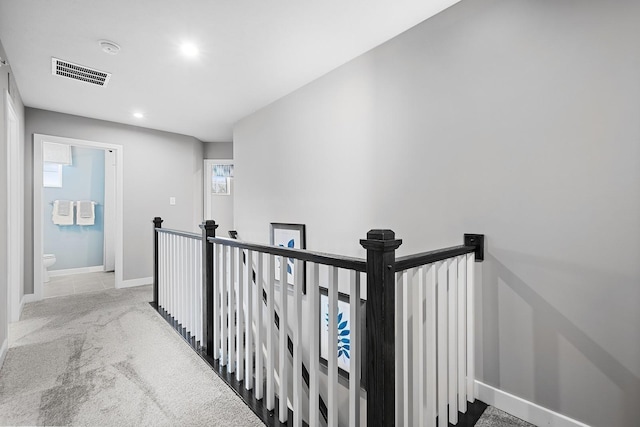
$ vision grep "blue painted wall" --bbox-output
[44,146,105,270]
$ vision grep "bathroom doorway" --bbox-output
[33,134,123,300]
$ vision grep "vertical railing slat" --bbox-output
[213,243,221,359]
[229,247,236,374]
[466,253,475,402]
[171,235,176,323]
[266,254,275,411]
[245,250,254,391]
[348,270,361,427]
[328,266,339,427]
[426,263,437,426]
[278,255,288,423]
[309,263,320,427]
[448,257,458,424]
[196,239,202,345]
[400,270,409,427]
[236,247,244,381]
[293,259,303,426]
[437,260,448,427]
[221,246,228,366]
[255,252,264,400]
[457,255,467,412]
[417,265,426,427]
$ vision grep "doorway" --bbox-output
[33,134,124,300]
[203,159,234,238]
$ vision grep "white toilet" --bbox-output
[43,254,56,283]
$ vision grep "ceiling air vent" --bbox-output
[51,57,111,87]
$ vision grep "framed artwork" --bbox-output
[211,163,233,195]
[269,223,306,294]
[319,288,366,385]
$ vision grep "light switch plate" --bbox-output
[169,197,176,205]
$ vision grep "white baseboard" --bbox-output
[118,276,153,289]
[0,338,8,371]
[49,265,104,277]
[475,380,591,427]
[22,293,39,304]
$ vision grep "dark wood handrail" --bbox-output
[208,236,366,272]
[395,245,476,271]
[156,227,202,240]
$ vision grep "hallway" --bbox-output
[0,286,263,426]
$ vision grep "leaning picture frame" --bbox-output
[319,288,366,386]
[269,222,306,294]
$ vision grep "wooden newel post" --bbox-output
[360,229,402,427]
[200,220,218,356]
[152,217,163,307]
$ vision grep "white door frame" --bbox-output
[5,91,22,322]
[33,134,124,299]
[103,149,116,271]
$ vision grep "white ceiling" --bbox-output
[0,0,460,142]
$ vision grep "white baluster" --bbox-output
[236,247,244,381]
[196,239,202,345]
[348,270,361,427]
[213,243,221,359]
[437,261,448,427]
[426,263,437,426]
[328,266,338,427]
[418,265,426,427]
[278,255,288,423]
[255,252,264,400]
[457,255,467,412]
[229,246,236,374]
[177,236,182,329]
[245,250,254,391]
[266,254,275,410]
[170,235,175,320]
[466,253,475,402]
[401,270,409,427]
[395,271,404,427]
[308,263,320,427]
[221,245,228,366]
[293,259,303,426]
[449,257,458,424]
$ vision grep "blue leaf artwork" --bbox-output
[325,305,351,364]
[278,238,295,275]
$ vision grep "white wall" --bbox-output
[234,1,640,426]
[0,37,25,358]
[203,141,233,159]
[24,108,204,288]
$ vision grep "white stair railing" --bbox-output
[155,228,203,347]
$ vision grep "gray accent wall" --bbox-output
[0,37,25,352]
[234,1,640,426]
[24,108,204,289]
[203,141,233,159]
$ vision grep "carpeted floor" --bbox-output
[0,285,534,427]
[0,285,264,426]
[476,406,536,427]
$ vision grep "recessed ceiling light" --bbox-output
[133,112,144,119]
[180,42,199,57]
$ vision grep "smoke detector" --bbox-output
[99,40,121,55]
[52,57,111,87]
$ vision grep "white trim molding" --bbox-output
[119,277,153,289]
[475,381,591,427]
[0,338,8,370]
[21,293,39,304]
[48,266,104,277]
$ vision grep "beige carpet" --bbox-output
[0,285,264,427]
